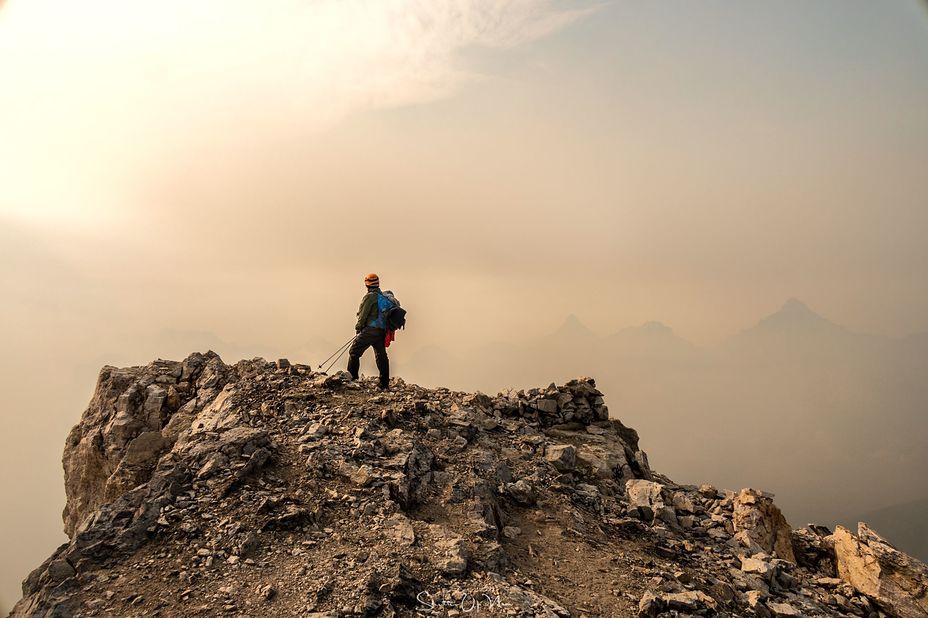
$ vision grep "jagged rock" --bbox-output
[709,579,735,603]
[535,398,558,415]
[575,445,615,480]
[792,525,836,574]
[638,590,661,616]
[665,590,717,612]
[261,505,317,532]
[741,555,775,577]
[13,354,928,618]
[350,464,374,487]
[672,491,696,514]
[44,560,74,584]
[501,377,612,428]
[639,589,717,617]
[387,442,435,509]
[833,523,928,618]
[625,479,676,526]
[813,576,842,588]
[544,444,576,472]
[767,601,802,617]
[195,452,229,480]
[239,532,262,558]
[745,589,766,608]
[61,354,223,537]
[504,479,537,506]
[732,488,796,562]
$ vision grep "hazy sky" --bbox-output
[3,0,928,344]
[1,0,928,609]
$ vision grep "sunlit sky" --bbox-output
[1,1,928,608]
[2,1,927,343]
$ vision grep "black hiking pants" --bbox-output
[347,327,389,388]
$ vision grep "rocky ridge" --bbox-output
[11,352,928,617]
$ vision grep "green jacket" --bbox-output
[355,289,380,331]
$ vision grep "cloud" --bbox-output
[0,0,594,113]
[0,0,594,224]
[347,1,599,107]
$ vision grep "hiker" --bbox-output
[347,273,393,389]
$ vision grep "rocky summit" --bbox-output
[10,352,928,617]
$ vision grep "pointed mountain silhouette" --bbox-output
[742,298,847,337]
[723,298,868,360]
[553,314,596,339]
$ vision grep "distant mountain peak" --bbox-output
[767,298,832,326]
[780,297,814,315]
[731,297,847,344]
[555,314,595,338]
[638,320,674,334]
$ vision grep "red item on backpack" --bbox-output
[384,330,396,348]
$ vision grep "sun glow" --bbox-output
[0,0,590,225]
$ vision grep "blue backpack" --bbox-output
[369,290,407,330]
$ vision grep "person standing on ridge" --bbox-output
[347,273,391,390]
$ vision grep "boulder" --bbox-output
[745,589,766,610]
[732,489,796,562]
[741,555,775,577]
[672,491,696,514]
[544,444,576,472]
[625,479,676,526]
[505,480,537,506]
[833,523,928,618]
[767,601,802,617]
[575,445,616,480]
[535,399,558,415]
[639,590,717,617]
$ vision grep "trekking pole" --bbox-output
[318,335,357,370]
[321,340,354,374]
